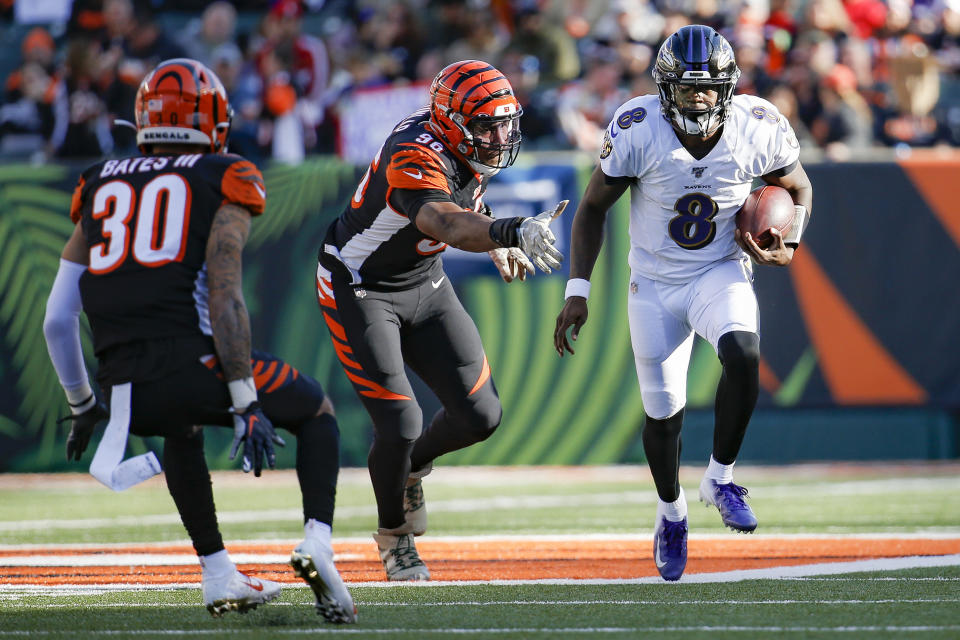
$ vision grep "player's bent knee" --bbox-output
[718,331,760,372]
[455,399,503,443]
[641,390,685,422]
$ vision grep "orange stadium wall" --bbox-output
[0,153,957,472]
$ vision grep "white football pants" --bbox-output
[627,257,759,420]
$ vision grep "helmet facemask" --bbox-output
[657,75,738,137]
[459,109,522,176]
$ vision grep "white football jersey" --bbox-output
[599,93,800,284]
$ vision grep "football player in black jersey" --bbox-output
[43,59,356,623]
[317,60,566,580]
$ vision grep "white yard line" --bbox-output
[2,554,958,593]
[2,531,960,555]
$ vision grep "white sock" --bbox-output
[657,487,687,522]
[705,455,734,484]
[304,518,332,548]
[199,549,235,577]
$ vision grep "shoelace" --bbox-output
[391,536,425,570]
[715,482,750,511]
[662,520,688,556]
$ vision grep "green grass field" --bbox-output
[2,463,959,639]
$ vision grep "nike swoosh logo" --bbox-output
[247,414,258,437]
[254,183,266,198]
[240,575,264,592]
[655,538,666,569]
[432,277,445,288]
[403,170,423,180]
[610,126,619,139]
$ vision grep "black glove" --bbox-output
[58,396,109,461]
[229,402,286,477]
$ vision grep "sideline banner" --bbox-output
[0,155,956,471]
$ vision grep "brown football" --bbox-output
[736,185,795,249]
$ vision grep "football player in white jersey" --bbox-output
[554,25,813,581]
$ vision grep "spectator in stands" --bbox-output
[497,50,560,147]
[879,35,944,146]
[253,0,332,160]
[356,1,428,82]
[97,0,187,153]
[0,31,61,157]
[444,8,506,65]
[53,37,114,159]
[502,1,580,87]
[209,43,264,161]
[732,30,776,98]
[811,64,874,159]
[259,41,306,163]
[179,1,239,68]
[555,43,629,152]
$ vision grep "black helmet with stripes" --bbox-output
[653,25,740,137]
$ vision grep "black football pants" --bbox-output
[111,351,340,557]
[318,270,502,530]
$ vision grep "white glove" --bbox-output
[488,247,535,282]
[518,200,567,273]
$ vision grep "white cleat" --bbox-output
[202,569,281,618]
[291,538,358,624]
[373,531,431,581]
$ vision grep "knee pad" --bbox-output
[718,331,760,373]
[641,388,686,422]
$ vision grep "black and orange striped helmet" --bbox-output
[429,60,522,175]
[134,58,232,153]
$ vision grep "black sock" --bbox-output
[642,409,685,503]
[296,413,341,526]
[368,434,415,530]
[163,429,223,557]
[713,331,760,464]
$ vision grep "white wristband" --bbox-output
[227,377,258,412]
[564,278,591,300]
[68,389,96,415]
[65,382,94,408]
[784,205,810,245]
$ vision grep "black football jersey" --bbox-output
[70,152,266,360]
[320,107,487,290]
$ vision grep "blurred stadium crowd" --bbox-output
[1,0,958,165]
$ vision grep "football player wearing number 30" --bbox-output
[554,26,813,581]
[317,60,565,581]
[42,59,356,622]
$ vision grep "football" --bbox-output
[736,185,795,249]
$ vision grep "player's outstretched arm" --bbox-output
[554,167,628,356]
[206,203,284,476]
[43,223,109,460]
[413,200,566,273]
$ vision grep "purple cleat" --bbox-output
[653,516,688,581]
[699,477,758,533]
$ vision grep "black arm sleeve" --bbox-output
[391,188,453,222]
